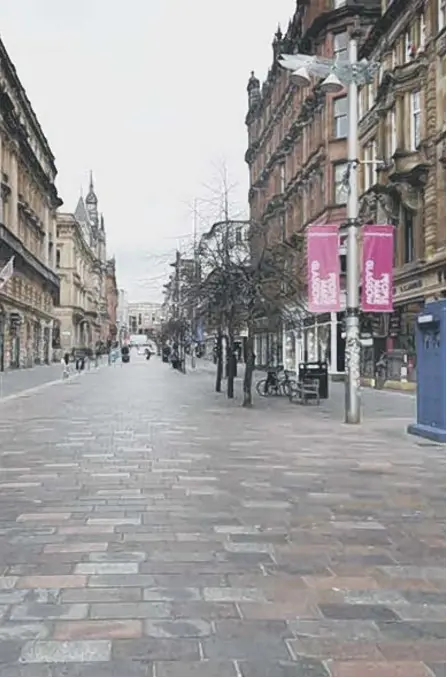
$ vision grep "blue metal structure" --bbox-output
[408,300,446,443]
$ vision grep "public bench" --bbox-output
[289,378,320,405]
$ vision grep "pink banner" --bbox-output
[361,224,394,313]
[307,224,341,313]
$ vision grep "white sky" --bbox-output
[0,0,294,301]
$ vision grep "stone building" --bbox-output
[54,175,115,354]
[357,0,446,381]
[117,288,129,343]
[245,0,381,374]
[105,259,118,343]
[128,301,163,336]
[0,37,62,370]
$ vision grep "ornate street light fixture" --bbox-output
[280,33,379,424]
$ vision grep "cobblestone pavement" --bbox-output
[0,354,444,676]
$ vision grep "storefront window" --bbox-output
[395,302,423,362]
[305,327,317,362]
[284,331,296,372]
[318,324,331,364]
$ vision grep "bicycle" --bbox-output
[256,367,297,397]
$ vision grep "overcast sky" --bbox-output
[0,0,294,301]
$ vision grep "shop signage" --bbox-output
[307,224,341,313]
[393,278,423,296]
[389,312,401,336]
[361,224,394,313]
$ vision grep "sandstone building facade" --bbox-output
[54,176,115,354]
[246,0,445,379]
[357,0,446,380]
[245,0,381,374]
[0,37,62,370]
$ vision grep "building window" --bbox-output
[391,46,397,69]
[358,87,364,119]
[439,56,446,121]
[280,163,286,193]
[440,0,446,31]
[333,162,348,204]
[403,207,415,263]
[302,186,308,224]
[334,32,348,60]
[56,249,61,268]
[333,96,348,137]
[419,12,426,50]
[405,28,415,62]
[389,108,397,157]
[366,83,374,110]
[410,90,421,149]
[280,213,286,241]
[363,140,377,191]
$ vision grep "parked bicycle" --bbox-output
[256,366,297,397]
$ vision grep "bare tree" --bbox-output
[162,160,307,406]
[181,217,305,406]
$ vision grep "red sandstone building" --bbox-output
[245,0,382,375]
[246,0,445,385]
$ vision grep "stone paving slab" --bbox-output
[0,355,444,676]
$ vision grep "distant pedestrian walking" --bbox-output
[61,352,70,379]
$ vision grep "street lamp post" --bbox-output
[279,31,379,424]
[345,36,361,424]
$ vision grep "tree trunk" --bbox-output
[215,328,223,393]
[242,322,255,407]
[227,328,235,399]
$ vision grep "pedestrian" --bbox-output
[61,352,70,379]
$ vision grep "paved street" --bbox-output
[0,354,444,677]
[0,358,107,401]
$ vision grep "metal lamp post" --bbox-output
[280,34,379,424]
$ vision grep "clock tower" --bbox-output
[85,171,98,237]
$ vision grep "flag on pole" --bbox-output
[361,225,394,313]
[307,225,341,313]
[0,256,14,291]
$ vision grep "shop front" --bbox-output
[360,261,445,387]
[300,312,345,377]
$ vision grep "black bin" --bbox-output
[298,361,329,399]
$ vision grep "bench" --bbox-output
[289,379,320,405]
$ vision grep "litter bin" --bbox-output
[298,361,329,399]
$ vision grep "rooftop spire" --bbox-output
[85,170,97,205]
